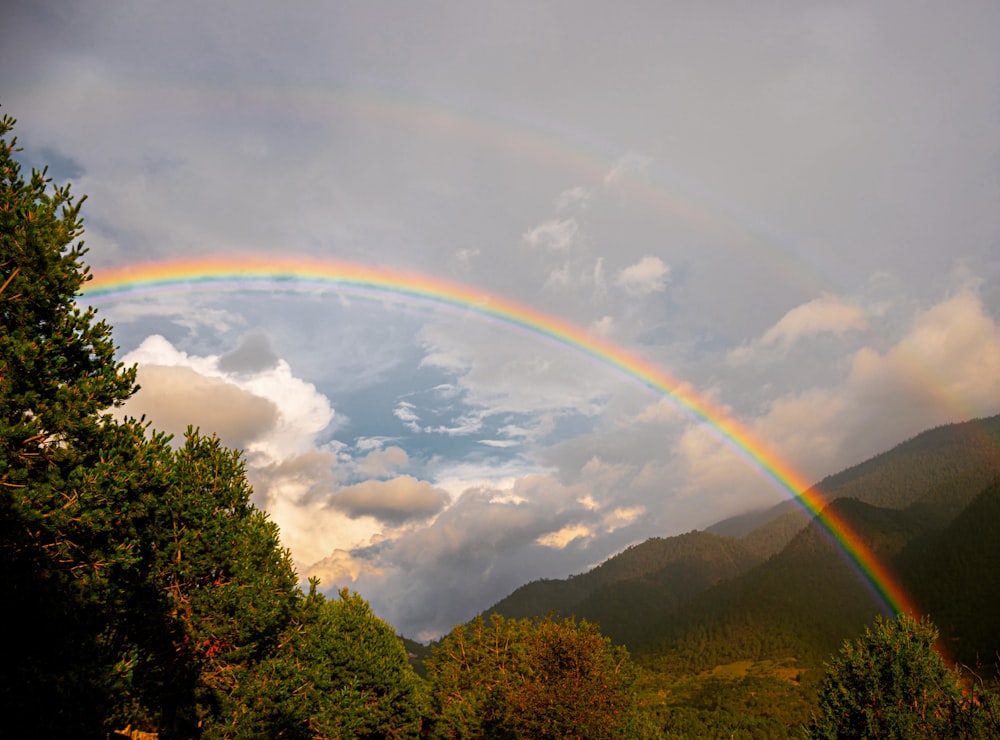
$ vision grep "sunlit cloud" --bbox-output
[616,256,670,295]
[537,523,593,548]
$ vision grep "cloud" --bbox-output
[217,331,281,374]
[120,335,334,462]
[479,436,520,448]
[307,549,384,586]
[449,247,480,273]
[537,523,592,548]
[838,290,1000,456]
[683,290,1000,502]
[329,476,450,524]
[522,218,580,251]
[616,256,670,295]
[393,401,422,432]
[603,506,645,531]
[556,186,591,210]
[603,152,652,187]
[761,293,868,346]
[357,446,409,478]
[249,450,384,567]
[120,365,279,448]
[729,293,869,364]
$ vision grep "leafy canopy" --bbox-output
[426,613,643,739]
[807,613,999,739]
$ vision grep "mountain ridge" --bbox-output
[469,414,1000,662]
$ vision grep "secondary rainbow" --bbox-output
[82,254,918,617]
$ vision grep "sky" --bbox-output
[3,1,1000,641]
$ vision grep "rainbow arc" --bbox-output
[82,254,918,617]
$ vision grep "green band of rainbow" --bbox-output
[81,255,917,616]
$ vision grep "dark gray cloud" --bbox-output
[7,0,1000,638]
[218,331,281,375]
[328,476,450,524]
[20,146,86,182]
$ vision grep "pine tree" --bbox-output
[1,114,303,738]
[230,583,425,738]
[0,112,145,736]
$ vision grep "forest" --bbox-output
[3,112,1000,738]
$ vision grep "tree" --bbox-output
[231,583,425,739]
[133,430,302,737]
[506,616,642,739]
[1,114,301,738]
[806,613,987,739]
[0,111,146,736]
[426,613,642,739]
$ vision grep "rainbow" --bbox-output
[81,254,918,617]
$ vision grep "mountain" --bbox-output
[479,415,1000,654]
[900,477,1000,672]
[642,497,921,674]
[485,530,762,647]
[639,415,1000,670]
[714,414,1000,559]
[432,415,1000,736]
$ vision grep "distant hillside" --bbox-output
[706,500,798,539]
[900,477,1000,674]
[812,414,1000,510]
[485,531,761,647]
[641,497,919,674]
[732,414,1000,560]
[482,415,1000,646]
[639,417,1000,667]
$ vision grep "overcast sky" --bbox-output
[4,1,999,640]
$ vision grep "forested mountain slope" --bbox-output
[640,497,918,674]
[484,531,761,647]
[900,478,1000,673]
[479,415,1000,654]
[719,414,1000,559]
[633,473,1000,735]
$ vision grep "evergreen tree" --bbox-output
[138,431,301,737]
[806,614,994,739]
[1,114,301,738]
[0,112,145,736]
[231,583,425,738]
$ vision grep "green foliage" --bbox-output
[224,584,425,738]
[641,498,908,679]
[639,663,815,739]
[133,431,301,736]
[0,115,136,463]
[298,587,424,739]
[806,614,964,739]
[426,613,642,739]
[0,112,148,736]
